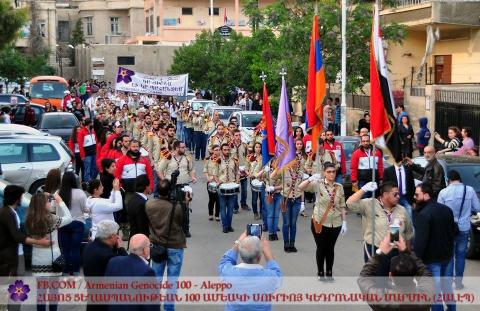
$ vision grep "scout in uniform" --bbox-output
[230,129,249,212]
[203,144,221,221]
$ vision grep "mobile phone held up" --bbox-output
[389,224,400,244]
[247,224,262,239]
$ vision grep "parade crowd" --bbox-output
[1,81,480,311]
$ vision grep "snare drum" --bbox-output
[219,182,240,196]
[250,179,264,192]
[207,182,218,193]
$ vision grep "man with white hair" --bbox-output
[218,231,282,311]
[106,234,155,277]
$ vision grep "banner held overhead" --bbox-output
[115,67,188,96]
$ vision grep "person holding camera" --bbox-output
[145,179,186,311]
[299,162,347,282]
[218,231,282,311]
[358,234,435,311]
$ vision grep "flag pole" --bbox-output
[340,0,347,136]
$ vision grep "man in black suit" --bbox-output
[105,234,156,311]
[127,175,151,239]
[83,220,128,311]
[383,162,415,218]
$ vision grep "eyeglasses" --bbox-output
[324,170,336,174]
[388,192,400,197]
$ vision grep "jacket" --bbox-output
[383,165,415,204]
[358,251,434,311]
[350,146,384,183]
[322,140,347,175]
[115,153,154,192]
[413,200,455,264]
[83,238,128,277]
[77,126,98,158]
[411,158,446,197]
[145,197,186,249]
[23,106,36,126]
[416,117,430,148]
[127,193,150,238]
[0,207,26,276]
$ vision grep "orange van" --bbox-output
[29,76,69,110]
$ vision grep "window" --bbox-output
[0,143,28,164]
[40,115,78,129]
[31,144,60,162]
[182,7,193,15]
[163,18,177,26]
[145,17,149,33]
[208,7,220,16]
[117,56,135,65]
[156,16,159,28]
[38,21,46,37]
[57,21,70,42]
[149,15,154,33]
[85,17,93,36]
[110,17,120,34]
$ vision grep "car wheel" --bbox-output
[28,179,46,195]
[466,227,480,259]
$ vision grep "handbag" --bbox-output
[49,231,65,273]
[150,202,176,263]
[454,185,467,236]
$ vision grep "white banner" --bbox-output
[115,66,188,96]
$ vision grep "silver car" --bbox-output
[0,134,74,194]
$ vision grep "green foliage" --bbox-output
[169,0,407,102]
[0,47,55,85]
[70,19,85,46]
[0,0,28,51]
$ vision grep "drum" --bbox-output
[219,182,240,196]
[250,179,264,192]
[207,182,218,193]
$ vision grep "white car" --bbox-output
[206,106,241,124]
[0,134,74,193]
[229,111,263,143]
[0,124,49,136]
[188,99,218,112]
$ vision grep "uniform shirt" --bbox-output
[304,150,338,175]
[203,156,221,177]
[305,180,345,228]
[230,141,248,167]
[183,114,193,128]
[157,154,193,184]
[152,135,169,164]
[213,156,239,184]
[192,114,206,131]
[347,198,414,247]
[208,134,230,152]
[246,154,263,179]
[274,156,306,198]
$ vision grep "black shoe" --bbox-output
[233,209,239,214]
[215,217,220,221]
[228,227,234,232]
[241,205,251,211]
[326,271,334,282]
[223,228,228,233]
[269,234,275,241]
[273,234,279,241]
[289,242,297,253]
[317,271,326,282]
[284,241,291,253]
[185,231,191,238]
[208,216,214,221]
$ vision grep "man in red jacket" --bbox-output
[23,101,36,127]
[323,130,346,183]
[115,140,154,194]
[96,121,124,171]
[350,134,384,198]
[77,118,99,182]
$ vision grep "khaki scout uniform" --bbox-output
[132,120,143,141]
[140,124,153,148]
[152,135,168,164]
[273,155,307,199]
[182,112,193,130]
[126,115,136,134]
[230,141,248,166]
[246,154,263,179]
[347,198,414,247]
[207,134,230,152]
[157,154,193,185]
[304,150,338,175]
[203,156,220,181]
[213,155,239,184]
[192,113,206,132]
[305,179,346,228]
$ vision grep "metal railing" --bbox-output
[410,87,426,97]
[396,0,431,7]
[435,89,480,106]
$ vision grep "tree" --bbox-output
[0,47,27,88]
[0,0,28,51]
[70,19,85,46]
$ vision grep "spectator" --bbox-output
[23,100,36,127]
[323,130,346,183]
[252,92,262,111]
[44,168,62,195]
[413,183,456,311]
[358,234,434,311]
[86,179,123,239]
[357,112,370,132]
[78,118,99,183]
[416,117,431,156]
[333,97,341,135]
[58,172,88,276]
[100,158,116,199]
[0,106,11,123]
[217,231,282,311]
[406,146,446,197]
[383,161,415,219]
[83,220,127,311]
[73,101,86,122]
[239,92,253,111]
[323,97,333,131]
[438,170,480,289]
[146,178,186,311]
[350,135,383,197]
[26,192,72,311]
[434,126,462,154]
[454,126,475,155]
[127,175,151,239]
[0,185,51,277]
[68,126,84,178]
[44,101,57,113]
[346,181,414,271]
[395,104,408,124]
[398,115,414,159]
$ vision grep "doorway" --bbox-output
[434,55,452,84]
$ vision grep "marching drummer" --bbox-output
[213,143,240,234]
[207,123,229,154]
[246,142,264,221]
[203,144,221,221]
[157,141,197,238]
[230,129,249,213]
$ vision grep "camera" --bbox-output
[169,170,180,203]
[247,224,262,239]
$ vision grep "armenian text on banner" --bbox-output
[115,67,188,96]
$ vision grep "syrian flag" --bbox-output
[370,3,402,162]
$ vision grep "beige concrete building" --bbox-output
[380,0,480,141]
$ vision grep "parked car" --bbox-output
[0,94,28,106]
[11,103,45,125]
[206,106,241,124]
[228,111,263,143]
[0,124,48,136]
[36,112,80,142]
[188,99,218,112]
[0,134,74,194]
[412,154,480,259]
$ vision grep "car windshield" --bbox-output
[41,115,78,129]
[30,82,66,99]
[0,94,26,104]
[241,114,262,128]
[191,101,213,111]
[447,164,480,193]
[215,109,238,120]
